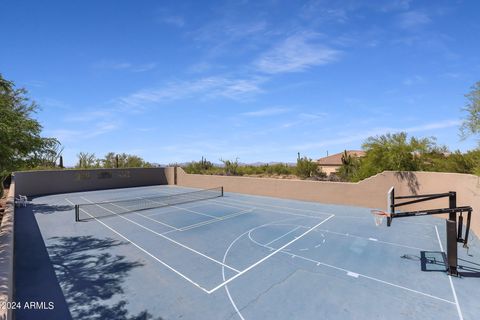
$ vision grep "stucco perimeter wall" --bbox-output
[164,167,176,185]
[14,167,170,197]
[176,168,480,236]
[0,182,15,320]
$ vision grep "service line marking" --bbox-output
[80,196,240,273]
[265,226,302,246]
[206,214,335,294]
[435,225,464,320]
[247,224,456,306]
[66,198,211,293]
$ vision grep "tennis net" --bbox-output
[75,186,223,221]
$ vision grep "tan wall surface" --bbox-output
[319,166,339,176]
[0,183,15,320]
[14,168,169,197]
[164,167,176,185]
[176,168,480,236]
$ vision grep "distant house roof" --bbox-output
[317,150,366,166]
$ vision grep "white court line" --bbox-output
[179,208,254,231]
[206,214,335,294]
[65,198,211,293]
[80,196,240,273]
[156,188,334,219]
[108,202,180,230]
[265,226,302,246]
[435,225,464,320]
[334,214,437,227]
[247,227,456,306]
[210,198,329,220]
[144,201,220,218]
[160,208,255,236]
[139,197,221,220]
[317,229,432,252]
[218,218,309,320]
[166,188,438,228]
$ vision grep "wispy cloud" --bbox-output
[161,15,185,27]
[280,112,327,128]
[26,80,47,88]
[191,19,268,60]
[93,60,157,73]
[398,11,431,29]
[64,110,113,122]
[40,98,71,109]
[193,20,267,44]
[119,76,265,108]
[379,0,412,12]
[403,75,425,86]
[241,107,290,117]
[131,63,157,72]
[255,32,340,74]
[47,120,121,143]
[300,1,349,23]
[293,119,461,151]
[405,119,461,132]
[136,127,158,132]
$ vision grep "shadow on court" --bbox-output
[32,202,73,215]
[15,206,164,320]
[401,251,480,278]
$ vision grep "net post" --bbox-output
[221,186,224,197]
[75,205,79,222]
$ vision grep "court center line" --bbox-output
[80,196,240,274]
[206,214,335,294]
[434,225,464,320]
[265,226,302,246]
[155,188,333,219]
[144,201,219,218]
[219,216,334,320]
[159,208,255,236]
[333,214,437,227]
[317,229,433,252]
[210,198,328,220]
[179,208,255,231]
[247,226,456,306]
[138,197,221,220]
[108,202,180,230]
[165,187,437,228]
[65,198,211,293]
[209,194,333,216]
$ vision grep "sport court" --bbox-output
[15,185,480,319]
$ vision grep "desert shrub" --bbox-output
[295,156,320,179]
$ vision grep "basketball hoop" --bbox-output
[371,209,390,227]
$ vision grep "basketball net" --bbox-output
[371,209,390,227]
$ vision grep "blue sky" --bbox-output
[1,0,479,166]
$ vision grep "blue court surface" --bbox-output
[14,185,480,320]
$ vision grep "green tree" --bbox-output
[76,152,99,168]
[101,152,151,168]
[184,157,214,174]
[295,156,322,179]
[353,132,438,181]
[220,157,239,176]
[32,140,64,169]
[0,74,59,195]
[460,81,480,138]
[102,152,118,168]
[337,150,361,181]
